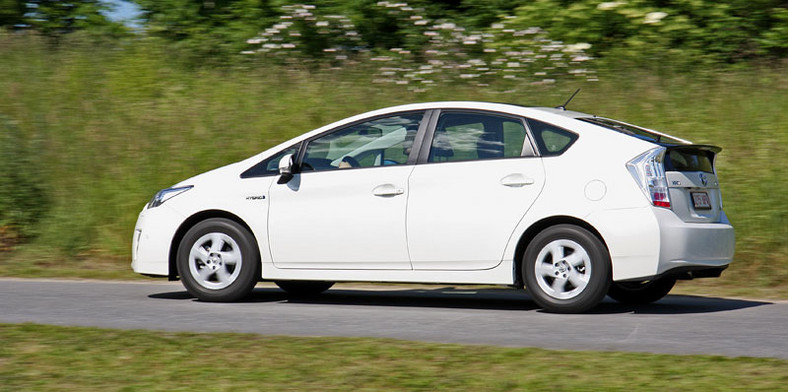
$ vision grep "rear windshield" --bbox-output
[664,149,715,173]
[579,117,685,145]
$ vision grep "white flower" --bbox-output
[597,1,625,11]
[565,42,592,52]
[644,11,668,24]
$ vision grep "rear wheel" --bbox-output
[177,218,260,302]
[523,224,611,313]
[607,277,676,305]
[275,281,335,296]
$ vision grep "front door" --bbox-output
[267,111,426,269]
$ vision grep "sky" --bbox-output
[101,0,143,26]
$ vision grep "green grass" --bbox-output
[0,35,785,294]
[0,323,786,391]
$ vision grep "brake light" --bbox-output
[627,147,671,209]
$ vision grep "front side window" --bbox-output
[428,112,529,163]
[301,112,425,172]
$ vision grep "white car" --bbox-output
[132,101,734,313]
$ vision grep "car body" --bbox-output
[132,101,735,312]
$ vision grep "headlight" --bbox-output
[147,185,193,209]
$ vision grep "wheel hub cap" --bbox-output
[534,239,591,300]
[188,233,242,290]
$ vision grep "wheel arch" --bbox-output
[168,210,258,280]
[512,215,609,287]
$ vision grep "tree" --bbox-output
[135,0,280,61]
[0,0,26,28]
[0,0,126,40]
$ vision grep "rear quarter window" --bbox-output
[526,118,578,156]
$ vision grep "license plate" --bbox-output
[691,192,712,209]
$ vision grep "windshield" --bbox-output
[579,117,685,145]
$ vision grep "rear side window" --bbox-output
[665,149,714,173]
[428,112,530,163]
[526,119,578,156]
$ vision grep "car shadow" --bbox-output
[148,286,772,314]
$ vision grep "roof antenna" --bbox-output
[556,88,580,111]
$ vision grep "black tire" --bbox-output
[523,224,611,313]
[177,218,260,302]
[607,277,676,305]
[275,281,335,296]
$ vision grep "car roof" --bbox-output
[372,101,592,117]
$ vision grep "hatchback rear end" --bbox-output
[583,116,735,280]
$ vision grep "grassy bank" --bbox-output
[0,36,785,293]
[1,323,786,391]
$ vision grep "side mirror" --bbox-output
[277,153,295,184]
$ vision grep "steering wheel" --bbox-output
[341,156,360,168]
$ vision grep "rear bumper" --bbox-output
[653,207,735,277]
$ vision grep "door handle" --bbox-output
[500,173,535,187]
[372,184,405,197]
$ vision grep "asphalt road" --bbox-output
[1,278,786,359]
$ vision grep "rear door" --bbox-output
[406,110,546,270]
[664,146,724,223]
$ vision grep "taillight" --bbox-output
[627,147,671,209]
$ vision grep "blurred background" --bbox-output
[0,0,785,296]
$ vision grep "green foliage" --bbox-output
[506,0,787,66]
[136,0,280,62]
[0,116,49,242]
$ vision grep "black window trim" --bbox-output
[240,142,301,179]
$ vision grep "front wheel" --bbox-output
[523,224,611,313]
[177,218,260,302]
[607,277,676,305]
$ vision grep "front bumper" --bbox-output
[131,204,186,277]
